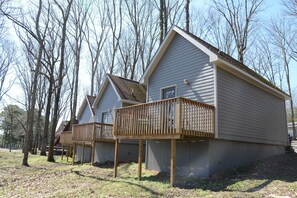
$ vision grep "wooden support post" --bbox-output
[91,141,95,164]
[61,145,64,160]
[138,139,144,181]
[114,139,119,178]
[66,146,69,162]
[81,143,85,165]
[72,143,76,165]
[170,139,176,187]
[91,123,96,164]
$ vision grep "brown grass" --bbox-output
[0,148,297,197]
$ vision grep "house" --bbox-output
[73,75,146,164]
[288,122,296,139]
[77,95,96,124]
[112,26,289,186]
[55,120,71,146]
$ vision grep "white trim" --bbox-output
[215,58,290,100]
[139,25,288,101]
[173,26,218,62]
[107,75,122,101]
[77,96,95,120]
[140,27,177,85]
[92,77,110,108]
[159,84,177,100]
[77,97,87,120]
[213,64,219,139]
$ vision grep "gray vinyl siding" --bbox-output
[78,104,93,124]
[95,82,121,124]
[148,34,214,105]
[217,67,287,145]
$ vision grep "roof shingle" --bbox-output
[108,74,146,103]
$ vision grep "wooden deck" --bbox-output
[71,122,114,165]
[72,122,114,143]
[60,131,73,145]
[113,97,215,139]
[113,97,215,187]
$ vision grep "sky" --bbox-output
[0,0,296,113]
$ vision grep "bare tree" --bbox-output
[207,9,236,56]
[1,0,49,166]
[48,0,74,162]
[282,0,297,16]
[0,42,14,102]
[105,0,123,75]
[68,0,90,126]
[84,1,108,95]
[154,0,185,44]
[270,18,296,139]
[245,33,282,86]
[211,0,264,63]
[185,0,190,31]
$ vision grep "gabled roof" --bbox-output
[140,26,289,100]
[77,95,96,119]
[93,74,146,108]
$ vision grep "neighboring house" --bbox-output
[77,95,96,124]
[288,122,297,138]
[74,74,146,164]
[55,121,71,146]
[113,26,289,186]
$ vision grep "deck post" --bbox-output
[114,139,119,178]
[91,141,95,164]
[72,142,76,165]
[61,145,64,160]
[91,123,96,164]
[81,143,85,164]
[170,139,176,187]
[138,139,144,181]
[66,146,69,162]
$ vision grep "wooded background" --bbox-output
[0,0,296,165]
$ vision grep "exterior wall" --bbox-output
[93,142,143,164]
[217,67,288,145]
[94,82,121,124]
[75,145,92,163]
[146,139,285,177]
[148,34,214,105]
[146,140,210,177]
[208,139,285,175]
[78,104,93,124]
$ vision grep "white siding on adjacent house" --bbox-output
[217,67,287,145]
[148,34,214,105]
[94,82,121,124]
[78,104,93,124]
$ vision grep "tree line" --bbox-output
[0,0,296,166]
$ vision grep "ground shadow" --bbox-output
[72,169,162,197]
[141,152,297,192]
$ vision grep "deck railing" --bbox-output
[72,122,114,142]
[60,131,73,145]
[113,97,215,139]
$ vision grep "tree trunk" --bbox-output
[159,0,164,45]
[40,80,53,156]
[48,0,73,162]
[185,0,190,32]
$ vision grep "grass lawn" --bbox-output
[0,148,297,197]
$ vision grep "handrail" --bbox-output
[72,122,114,142]
[60,131,73,145]
[113,97,215,139]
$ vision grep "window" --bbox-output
[102,112,108,124]
[162,86,176,99]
